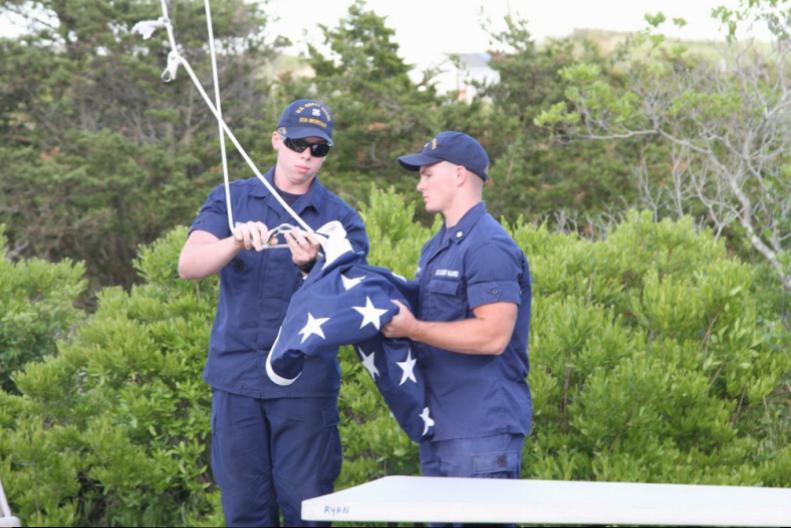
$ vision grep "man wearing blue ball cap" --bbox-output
[384,131,532,483]
[179,99,368,526]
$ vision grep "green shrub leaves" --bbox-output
[0,195,789,525]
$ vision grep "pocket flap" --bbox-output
[427,278,460,296]
[472,450,520,474]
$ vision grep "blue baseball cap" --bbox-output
[277,99,334,146]
[398,131,489,181]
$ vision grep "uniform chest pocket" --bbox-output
[423,278,466,321]
[264,249,302,301]
[427,278,460,295]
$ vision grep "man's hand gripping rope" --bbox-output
[233,222,321,273]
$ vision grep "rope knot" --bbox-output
[161,50,182,82]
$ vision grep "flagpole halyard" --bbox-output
[137,1,315,235]
[203,0,234,233]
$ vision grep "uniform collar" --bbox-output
[423,201,487,267]
[252,166,326,215]
[442,201,487,244]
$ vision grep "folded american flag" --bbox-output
[265,221,434,442]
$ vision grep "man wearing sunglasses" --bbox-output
[178,99,368,526]
[383,131,532,489]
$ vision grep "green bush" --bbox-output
[1,194,788,526]
[0,225,87,393]
[0,227,223,526]
[513,210,791,484]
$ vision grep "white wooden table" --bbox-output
[302,475,791,526]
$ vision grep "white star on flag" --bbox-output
[420,406,434,436]
[391,271,407,282]
[397,348,417,385]
[353,296,388,330]
[341,274,365,290]
[298,312,330,343]
[357,347,379,380]
[265,224,434,442]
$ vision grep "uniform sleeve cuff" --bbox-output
[189,218,230,239]
[467,280,521,308]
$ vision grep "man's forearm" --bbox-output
[384,300,517,356]
[178,235,241,280]
[410,317,512,356]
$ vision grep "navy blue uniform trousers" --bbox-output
[419,434,524,528]
[211,390,342,527]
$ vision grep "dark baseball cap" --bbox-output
[397,131,489,181]
[277,99,334,146]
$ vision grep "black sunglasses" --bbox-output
[283,136,331,158]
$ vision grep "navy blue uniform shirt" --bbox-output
[415,202,531,441]
[190,167,369,398]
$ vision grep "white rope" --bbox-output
[203,0,234,233]
[177,58,314,235]
[134,1,314,236]
[266,222,303,248]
